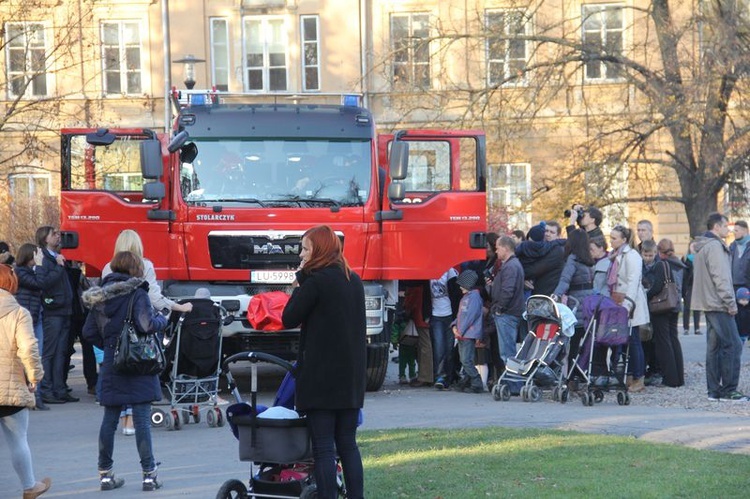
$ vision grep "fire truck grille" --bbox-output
[208,234,302,270]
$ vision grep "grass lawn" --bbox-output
[359,427,749,498]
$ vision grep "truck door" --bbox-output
[377,131,487,280]
[60,129,172,276]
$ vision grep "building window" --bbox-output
[301,15,320,91]
[485,10,528,86]
[488,163,531,232]
[390,13,430,88]
[582,4,624,81]
[210,18,230,91]
[243,16,288,91]
[9,173,51,199]
[5,22,49,98]
[101,21,142,95]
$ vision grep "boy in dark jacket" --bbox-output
[451,270,485,393]
[735,287,750,346]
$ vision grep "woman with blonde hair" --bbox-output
[0,264,51,498]
[101,230,192,434]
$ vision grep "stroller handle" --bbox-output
[222,351,295,374]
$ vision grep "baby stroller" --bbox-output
[567,294,631,406]
[217,351,345,499]
[150,298,227,430]
[491,295,577,403]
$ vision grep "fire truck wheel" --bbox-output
[365,342,388,391]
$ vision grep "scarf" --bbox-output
[606,244,626,291]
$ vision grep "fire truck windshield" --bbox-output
[180,139,372,207]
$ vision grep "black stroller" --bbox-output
[150,298,227,430]
[217,351,345,499]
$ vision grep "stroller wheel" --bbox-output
[520,386,529,402]
[172,410,182,430]
[216,408,225,427]
[150,408,165,428]
[206,407,217,427]
[593,390,604,403]
[163,410,174,430]
[216,478,247,499]
[617,391,631,406]
[299,483,317,499]
[559,387,569,404]
[529,386,542,402]
[192,405,201,424]
[181,409,192,426]
[500,384,511,401]
[552,386,560,401]
[491,384,502,401]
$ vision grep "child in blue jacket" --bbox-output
[451,270,485,393]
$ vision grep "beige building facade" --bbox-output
[2,0,726,250]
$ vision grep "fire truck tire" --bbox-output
[365,342,389,392]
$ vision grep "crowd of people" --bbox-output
[0,226,194,495]
[391,208,750,403]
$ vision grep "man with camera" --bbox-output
[566,204,604,240]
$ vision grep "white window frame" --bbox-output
[8,173,52,198]
[210,18,230,92]
[390,12,431,89]
[489,163,532,229]
[485,9,529,87]
[300,15,320,92]
[4,21,50,98]
[242,16,289,92]
[581,4,625,82]
[101,20,143,95]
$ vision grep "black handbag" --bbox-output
[648,261,680,314]
[113,291,165,376]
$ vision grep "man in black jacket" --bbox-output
[35,226,77,404]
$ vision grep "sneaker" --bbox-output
[707,393,721,401]
[723,391,750,402]
[695,330,702,335]
[142,468,162,491]
[434,377,446,390]
[99,470,125,491]
[683,329,689,336]
[123,427,135,436]
[398,375,409,385]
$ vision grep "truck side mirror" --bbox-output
[141,140,163,179]
[388,181,405,202]
[143,181,165,201]
[86,128,116,146]
[168,130,190,153]
[389,141,409,180]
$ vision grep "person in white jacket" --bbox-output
[0,264,51,498]
[608,225,650,392]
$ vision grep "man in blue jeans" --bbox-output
[691,212,748,402]
[491,236,525,392]
[430,267,458,389]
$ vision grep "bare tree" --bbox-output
[370,0,750,236]
[0,0,98,245]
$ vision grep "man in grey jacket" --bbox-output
[691,212,747,402]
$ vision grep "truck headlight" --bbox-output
[365,296,382,311]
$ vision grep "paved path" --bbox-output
[1,332,749,498]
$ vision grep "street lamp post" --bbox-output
[173,54,206,90]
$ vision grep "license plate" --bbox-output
[250,270,296,284]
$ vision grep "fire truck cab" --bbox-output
[60,93,486,391]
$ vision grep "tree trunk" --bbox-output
[683,187,718,238]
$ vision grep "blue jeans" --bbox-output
[493,314,520,362]
[457,339,482,389]
[306,409,363,499]
[99,403,155,472]
[625,326,645,379]
[40,315,71,399]
[0,409,36,489]
[430,315,453,381]
[705,311,743,396]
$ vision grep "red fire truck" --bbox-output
[59,93,486,391]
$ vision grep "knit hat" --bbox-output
[194,287,211,299]
[456,270,479,291]
[737,287,750,301]
[526,221,547,242]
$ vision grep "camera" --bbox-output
[564,204,584,221]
